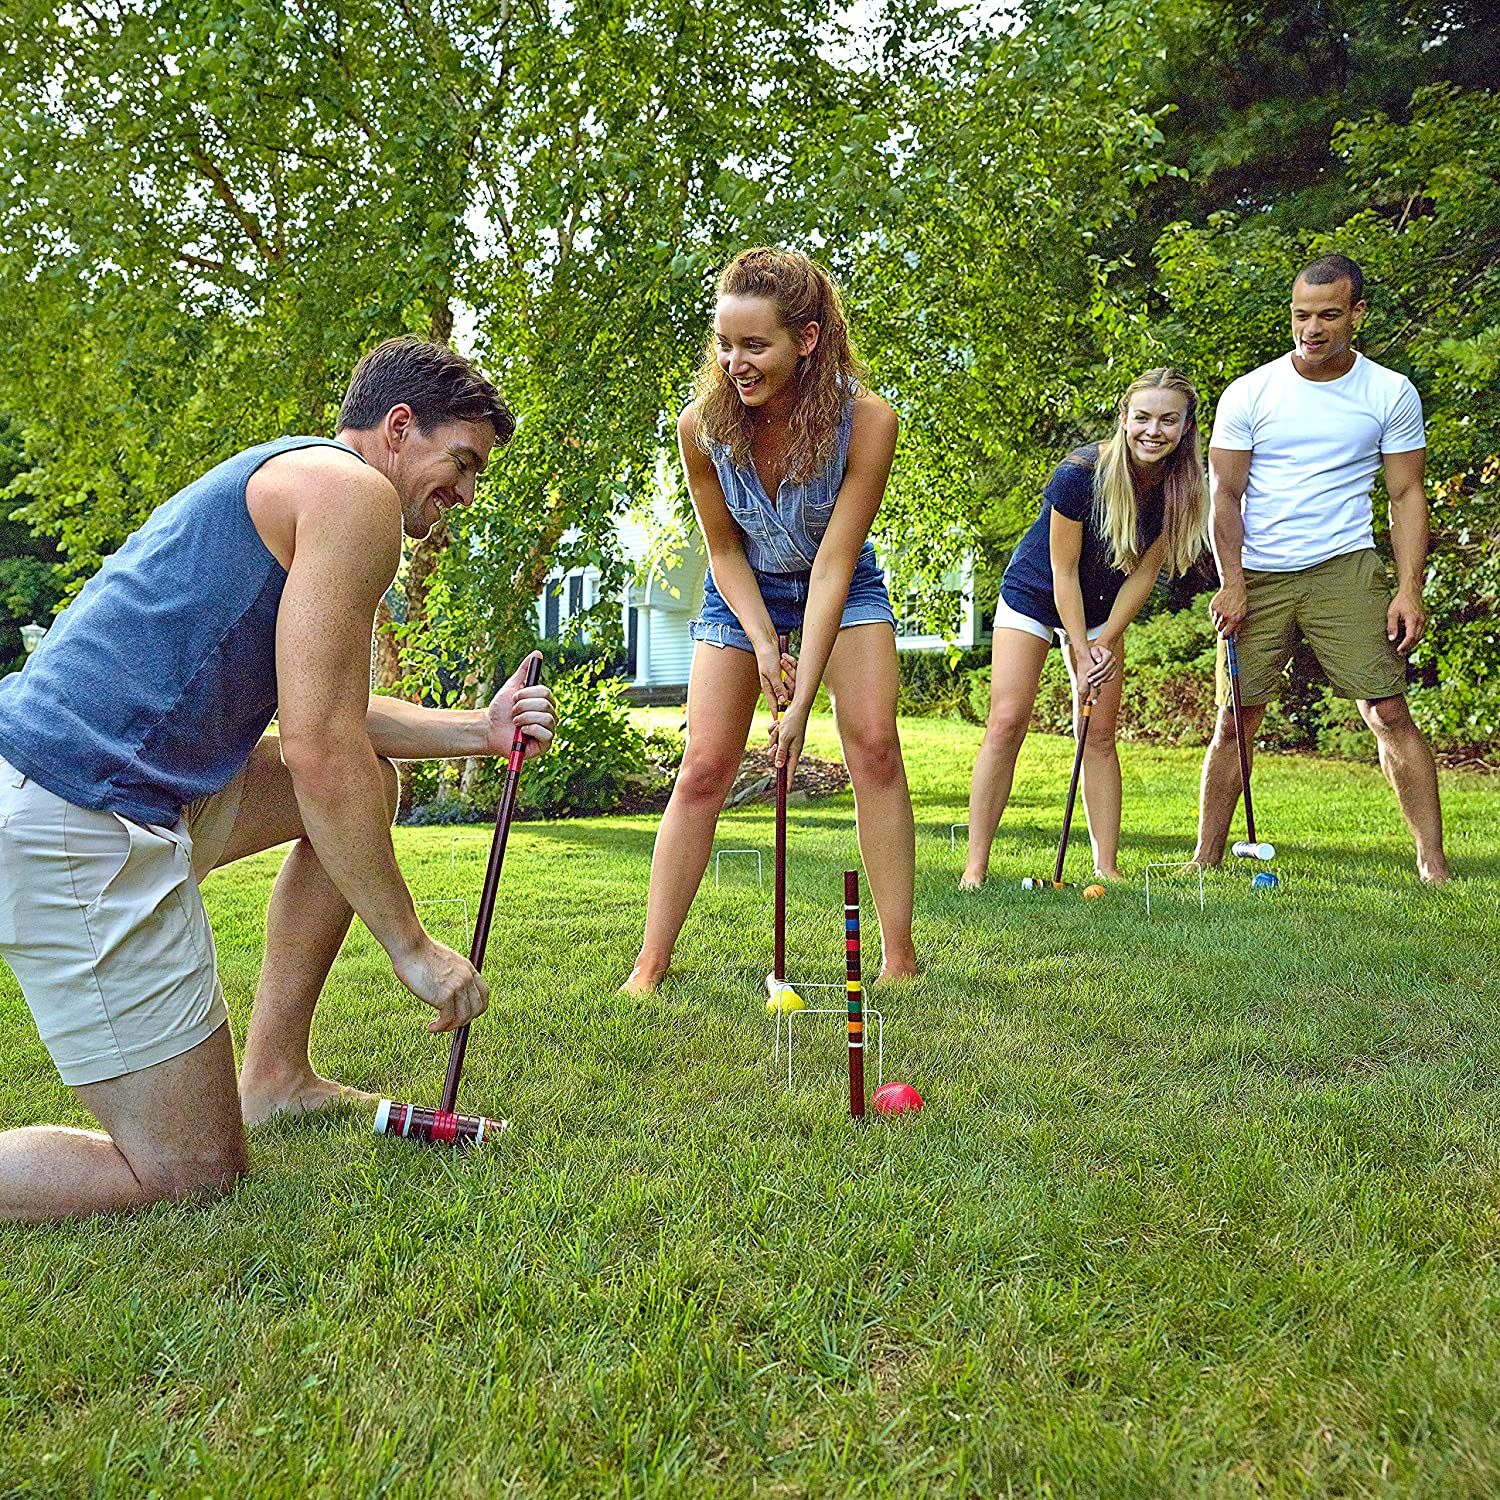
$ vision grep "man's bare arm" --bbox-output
[365,657,557,762]
[1383,447,1430,654]
[1207,446,1252,637]
[275,467,486,1033]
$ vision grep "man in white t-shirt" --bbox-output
[1191,254,1450,883]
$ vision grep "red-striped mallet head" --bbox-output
[374,1099,506,1148]
[846,868,865,1120]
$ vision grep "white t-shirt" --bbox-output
[1210,350,1425,572]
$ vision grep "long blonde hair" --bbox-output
[1091,367,1207,578]
[693,247,866,485]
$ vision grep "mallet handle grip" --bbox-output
[440,654,543,1114]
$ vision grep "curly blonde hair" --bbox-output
[693,247,866,485]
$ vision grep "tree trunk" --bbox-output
[372,595,404,694]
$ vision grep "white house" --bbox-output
[537,513,982,700]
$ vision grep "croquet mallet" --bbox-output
[1225,634,1275,864]
[1021,683,1098,891]
[766,634,803,1012]
[375,655,543,1147]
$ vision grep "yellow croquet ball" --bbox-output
[766,989,805,1014]
[1082,883,1107,900]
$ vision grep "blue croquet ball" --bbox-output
[1252,872,1280,892]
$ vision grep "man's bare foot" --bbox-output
[1419,861,1452,886]
[240,1070,377,1129]
[958,870,985,891]
[877,957,920,982]
[1189,848,1222,869]
[619,962,665,996]
[1093,867,1125,882]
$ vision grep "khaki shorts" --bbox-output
[1215,548,1408,708]
[0,758,247,1086]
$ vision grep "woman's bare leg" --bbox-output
[823,624,918,980]
[961,628,1052,887]
[622,644,760,993]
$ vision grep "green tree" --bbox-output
[0,0,879,703]
[0,417,62,675]
[1151,83,1500,751]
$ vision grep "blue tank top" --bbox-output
[709,398,857,574]
[0,436,363,827]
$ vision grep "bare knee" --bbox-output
[1083,719,1118,756]
[843,728,905,790]
[1211,709,1249,751]
[135,1142,248,1208]
[378,757,400,822]
[983,707,1030,753]
[1359,694,1414,738]
[674,742,742,804]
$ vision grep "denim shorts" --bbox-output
[688,541,897,653]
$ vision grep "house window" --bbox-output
[544,585,560,640]
[568,575,584,617]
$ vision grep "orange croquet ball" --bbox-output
[1082,884,1106,900]
[871,1081,924,1115]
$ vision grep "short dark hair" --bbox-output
[338,336,515,445]
[1295,253,1365,304]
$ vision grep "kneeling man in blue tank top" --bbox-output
[0,337,557,1221]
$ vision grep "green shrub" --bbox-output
[1407,619,1500,757]
[513,666,646,816]
[895,645,992,719]
[642,725,686,774]
[949,606,1443,759]
[402,795,489,826]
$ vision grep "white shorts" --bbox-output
[0,757,242,1086]
[992,595,1107,646]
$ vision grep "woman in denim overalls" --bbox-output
[622,248,917,993]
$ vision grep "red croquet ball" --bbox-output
[872,1081,924,1115]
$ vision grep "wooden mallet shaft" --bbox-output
[1225,633,1257,846]
[439,654,543,1114]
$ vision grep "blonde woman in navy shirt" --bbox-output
[961,368,1208,888]
[623,248,917,992]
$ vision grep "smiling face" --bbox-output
[713,295,818,413]
[1122,387,1190,469]
[1290,276,1365,377]
[383,409,497,539]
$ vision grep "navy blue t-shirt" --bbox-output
[999,445,1163,632]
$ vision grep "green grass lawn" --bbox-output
[4,713,1500,1497]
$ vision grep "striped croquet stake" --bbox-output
[845,869,865,1119]
[773,634,790,991]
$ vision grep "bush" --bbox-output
[944,606,1443,760]
[642,725,686,774]
[895,645,992,719]
[401,795,491,826]
[513,666,646,816]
